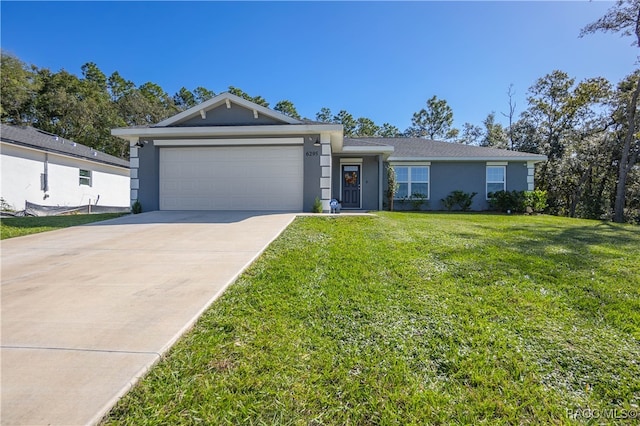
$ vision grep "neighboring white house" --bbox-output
[1,124,130,211]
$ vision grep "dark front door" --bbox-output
[342,165,361,208]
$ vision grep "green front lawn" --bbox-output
[104,213,640,425]
[0,213,127,239]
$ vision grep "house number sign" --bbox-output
[305,151,319,157]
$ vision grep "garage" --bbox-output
[159,145,303,210]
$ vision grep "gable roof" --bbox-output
[344,137,547,162]
[156,92,303,127]
[1,124,130,168]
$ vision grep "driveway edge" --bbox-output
[88,214,298,426]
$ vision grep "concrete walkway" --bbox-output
[1,211,297,425]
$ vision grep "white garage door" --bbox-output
[159,146,303,210]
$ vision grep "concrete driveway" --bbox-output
[1,211,297,425]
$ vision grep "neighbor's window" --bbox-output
[486,166,505,198]
[79,169,92,186]
[395,166,429,199]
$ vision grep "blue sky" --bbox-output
[1,1,637,132]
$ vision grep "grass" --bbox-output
[0,213,127,239]
[103,213,640,425]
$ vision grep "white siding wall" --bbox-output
[0,143,130,210]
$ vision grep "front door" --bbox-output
[341,165,361,208]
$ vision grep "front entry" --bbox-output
[341,165,361,209]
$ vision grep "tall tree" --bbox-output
[521,70,610,215]
[107,71,134,102]
[609,72,640,220]
[1,52,39,124]
[274,100,301,119]
[193,86,215,104]
[459,122,483,145]
[315,107,332,122]
[173,87,196,110]
[581,0,640,222]
[139,82,176,117]
[81,62,107,91]
[354,117,380,137]
[378,123,401,137]
[227,86,269,107]
[407,95,457,140]
[333,110,356,136]
[481,112,508,148]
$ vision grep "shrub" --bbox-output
[441,190,477,212]
[312,197,323,213]
[410,193,428,211]
[488,190,524,213]
[131,200,142,214]
[523,190,548,213]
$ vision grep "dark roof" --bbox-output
[1,124,129,168]
[345,137,546,160]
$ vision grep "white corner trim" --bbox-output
[153,138,304,146]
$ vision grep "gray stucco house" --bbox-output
[111,92,546,212]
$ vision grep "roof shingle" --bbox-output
[1,124,129,168]
[345,137,546,160]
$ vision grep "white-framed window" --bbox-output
[394,165,429,199]
[486,166,505,198]
[79,169,92,186]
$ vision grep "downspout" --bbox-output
[42,153,49,199]
[378,154,383,211]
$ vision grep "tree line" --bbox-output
[1,1,638,222]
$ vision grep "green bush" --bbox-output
[131,200,142,214]
[441,190,477,211]
[488,190,524,213]
[410,193,428,211]
[312,197,323,213]
[523,190,548,213]
[489,190,548,214]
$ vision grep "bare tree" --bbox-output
[501,84,517,150]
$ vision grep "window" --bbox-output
[79,169,92,186]
[486,166,505,198]
[394,166,429,199]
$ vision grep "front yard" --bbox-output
[103,213,639,425]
